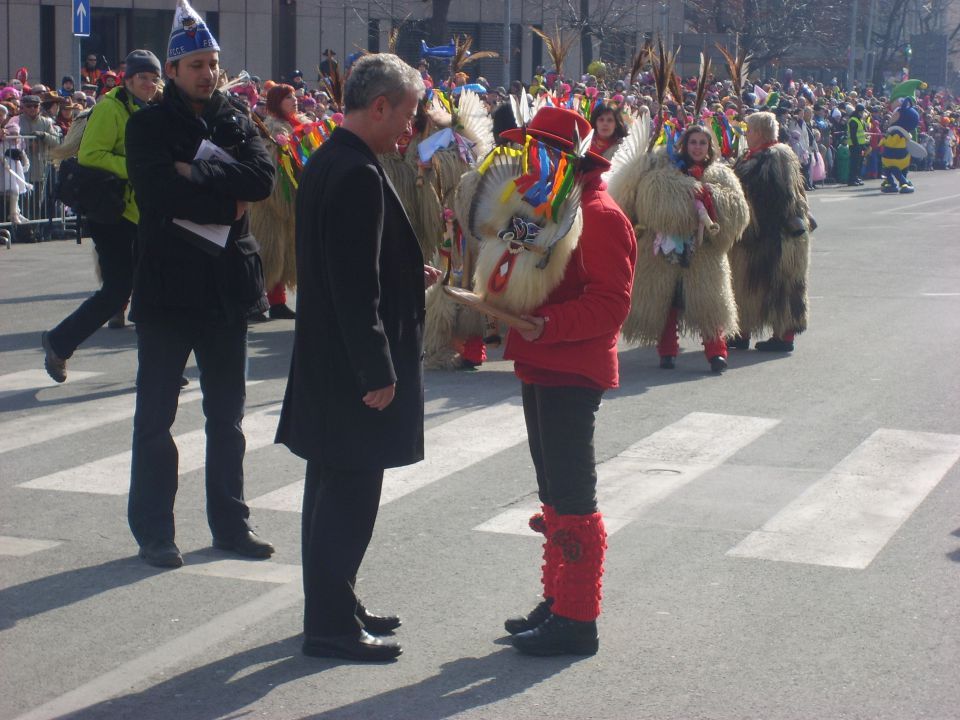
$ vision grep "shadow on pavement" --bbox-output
[303,647,582,720]
[0,556,166,630]
[0,290,94,306]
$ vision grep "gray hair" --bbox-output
[343,53,424,113]
[746,111,778,142]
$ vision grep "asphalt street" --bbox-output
[1,170,959,720]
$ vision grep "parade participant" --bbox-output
[729,111,812,353]
[607,123,750,373]
[124,0,276,568]
[589,102,627,161]
[80,54,102,87]
[276,53,437,662]
[880,97,922,194]
[248,83,304,321]
[846,103,868,186]
[41,50,161,383]
[466,107,636,655]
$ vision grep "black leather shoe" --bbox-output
[727,335,750,350]
[212,531,274,559]
[754,337,794,352]
[659,355,675,369]
[268,303,296,320]
[709,355,727,374]
[303,630,402,661]
[41,331,67,383]
[138,540,183,568]
[358,606,401,635]
[512,613,599,656]
[505,598,554,635]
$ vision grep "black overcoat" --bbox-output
[275,128,425,470]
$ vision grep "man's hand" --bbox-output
[517,315,545,342]
[174,161,192,179]
[234,201,249,220]
[423,264,442,288]
[363,383,396,411]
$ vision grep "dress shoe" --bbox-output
[212,531,274,559]
[138,540,183,568]
[504,598,554,635]
[107,311,125,329]
[41,331,67,383]
[754,337,794,352]
[248,311,269,323]
[512,613,599,656]
[659,355,675,369]
[302,629,402,661]
[358,605,401,634]
[268,303,296,320]
[709,355,727,374]
[727,334,750,350]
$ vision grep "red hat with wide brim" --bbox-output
[500,106,611,170]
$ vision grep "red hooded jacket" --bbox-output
[505,171,637,390]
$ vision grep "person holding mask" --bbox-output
[124,0,276,568]
[41,50,162,383]
[276,53,438,662]
[608,124,749,373]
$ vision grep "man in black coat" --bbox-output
[275,53,439,662]
[125,30,276,569]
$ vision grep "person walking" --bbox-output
[41,50,161,383]
[275,53,438,662]
[124,0,276,568]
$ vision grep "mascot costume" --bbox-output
[880,97,924,194]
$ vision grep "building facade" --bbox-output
[2,0,684,88]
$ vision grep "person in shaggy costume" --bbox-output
[607,123,750,373]
[465,107,636,656]
[729,111,812,353]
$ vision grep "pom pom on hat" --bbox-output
[168,0,220,63]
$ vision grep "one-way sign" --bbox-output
[73,0,90,37]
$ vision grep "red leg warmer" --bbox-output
[702,333,727,360]
[529,505,561,600]
[267,283,287,306]
[550,512,607,622]
[657,307,680,358]
[461,336,487,366]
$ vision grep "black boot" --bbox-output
[504,598,553,635]
[511,613,599,656]
[727,334,750,350]
[755,337,794,352]
[709,355,727,374]
[269,303,296,320]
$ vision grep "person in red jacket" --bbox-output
[491,108,637,655]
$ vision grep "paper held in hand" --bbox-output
[172,140,235,251]
[442,286,537,332]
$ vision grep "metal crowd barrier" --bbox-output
[1,134,78,247]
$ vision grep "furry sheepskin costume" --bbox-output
[731,143,811,338]
[248,114,298,292]
[607,147,750,345]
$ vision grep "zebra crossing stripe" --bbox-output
[179,558,300,584]
[0,535,61,556]
[16,403,283,495]
[248,398,528,512]
[474,412,780,537]
[727,428,960,569]
[0,382,261,456]
[0,369,103,399]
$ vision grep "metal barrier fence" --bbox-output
[1,134,78,247]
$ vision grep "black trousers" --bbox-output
[521,382,603,516]
[47,218,135,359]
[848,145,864,183]
[128,317,251,545]
[302,461,384,637]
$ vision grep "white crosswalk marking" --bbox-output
[727,429,960,569]
[16,403,283,495]
[0,535,61,556]
[0,369,102,398]
[474,412,780,537]
[0,381,261,456]
[248,398,527,512]
[179,558,300,584]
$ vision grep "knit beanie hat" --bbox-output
[125,49,161,77]
[167,0,219,63]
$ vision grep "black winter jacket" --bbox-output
[125,83,275,323]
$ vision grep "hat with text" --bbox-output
[167,0,220,63]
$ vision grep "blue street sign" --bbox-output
[73,0,90,37]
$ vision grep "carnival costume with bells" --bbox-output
[730,142,812,350]
[455,106,636,655]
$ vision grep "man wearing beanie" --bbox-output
[124,0,276,568]
[42,49,161,385]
